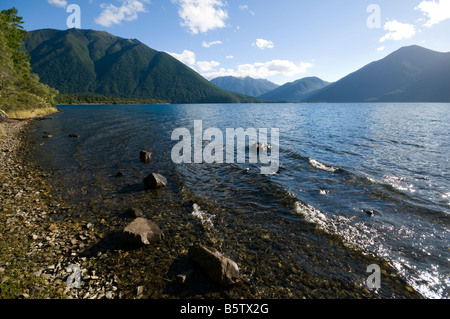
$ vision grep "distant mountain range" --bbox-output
[210,76,279,97]
[23,29,259,104]
[24,28,450,103]
[305,45,450,102]
[258,77,330,102]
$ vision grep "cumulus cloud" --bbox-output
[253,38,274,50]
[95,0,148,27]
[202,60,313,80]
[167,49,197,65]
[202,40,222,48]
[173,0,228,34]
[196,60,220,72]
[48,0,68,8]
[167,49,221,72]
[416,0,450,27]
[379,20,416,42]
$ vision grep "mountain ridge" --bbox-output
[304,45,450,102]
[23,28,261,104]
[210,76,279,97]
[259,76,330,102]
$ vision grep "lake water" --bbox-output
[28,103,449,298]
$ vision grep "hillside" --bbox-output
[210,76,279,97]
[259,77,330,102]
[23,29,259,104]
[305,45,450,102]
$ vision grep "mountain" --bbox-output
[23,28,259,104]
[259,77,330,102]
[305,45,450,102]
[210,76,279,97]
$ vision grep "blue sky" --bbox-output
[2,0,450,85]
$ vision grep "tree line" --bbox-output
[0,8,57,114]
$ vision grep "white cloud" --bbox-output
[202,40,222,48]
[167,49,220,72]
[379,20,416,42]
[173,0,228,34]
[167,49,197,65]
[239,4,255,16]
[196,60,220,72]
[416,0,450,27]
[377,45,385,51]
[48,0,68,8]
[225,55,234,59]
[202,60,313,80]
[95,0,147,27]
[253,38,274,50]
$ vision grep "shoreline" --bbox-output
[0,116,424,300]
[0,119,117,299]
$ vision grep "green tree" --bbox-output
[0,8,58,113]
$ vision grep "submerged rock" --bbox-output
[140,151,152,163]
[68,134,80,138]
[143,173,167,190]
[188,244,240,286]
[251,142,272,153]
[121,218,164,246]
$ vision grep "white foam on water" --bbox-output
[293,200,448,298]
[309,158,340,173]
[192,203,215,229]
[383,175,416,193]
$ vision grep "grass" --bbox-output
[6,107,59,119]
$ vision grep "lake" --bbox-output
[28,103,449,299]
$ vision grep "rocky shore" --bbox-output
[0,118,423,300]
[0,120,118,299]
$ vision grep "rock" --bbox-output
[188,245,240,286]
[121,218,164,246]
[125,207,144,218]
[140,151,152,163]
[42,134,53,139]
[68,134,80,138]
[116,171,124,177]
[143,173,167,190]
[251,142,272,153]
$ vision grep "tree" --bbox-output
[0,8,58,113]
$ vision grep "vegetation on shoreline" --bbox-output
[0,8,58,115]
[55,93,166,105]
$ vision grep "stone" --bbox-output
[42,134,53,139]
[121,218,164,246]
[188,245,240,286]
[68,134,80,138]
[143,173,167,190]
[251,142,272,153]
[125,207,144,218]
[140,151,152,163]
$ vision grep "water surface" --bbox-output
[29,103,449,298]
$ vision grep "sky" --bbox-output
[1,0,450,85]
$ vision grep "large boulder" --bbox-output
[143,173,167,190]
[140,151,152,163]
[121,218,164,246]
[188,245,240,286]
